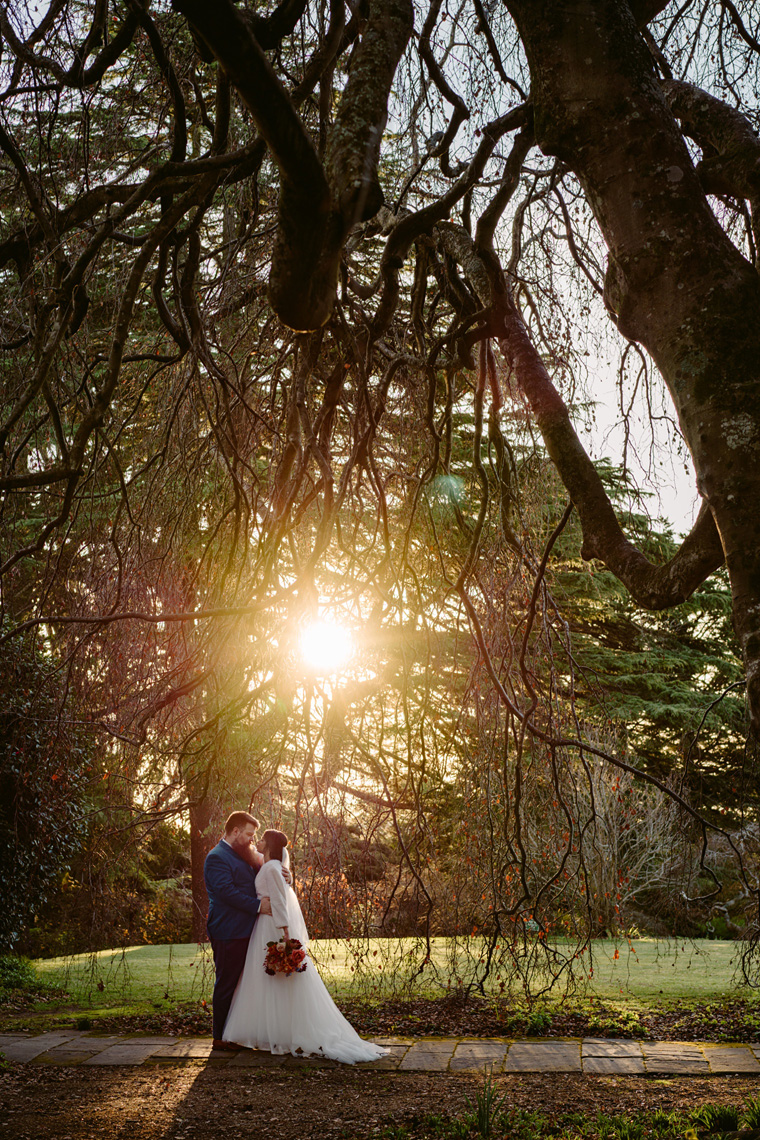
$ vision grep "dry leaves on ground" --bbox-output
[3,1063,760,1140]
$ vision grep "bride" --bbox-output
[223,828,388,1064]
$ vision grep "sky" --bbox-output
[578,390,701,540]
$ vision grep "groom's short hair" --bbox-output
[224,810,259,834]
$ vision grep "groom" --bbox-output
[204,811,272,1051]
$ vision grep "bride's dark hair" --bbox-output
[262,829,289,861]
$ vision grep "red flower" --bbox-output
[264,939,307,977]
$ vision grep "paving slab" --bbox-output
[643,1043,708,1074]
[704,1046,760,1074]
[399,1043,455,1071]
[645,1060,709,1074]
[451,1040,508,1072]
[581,1037,644,1075]
[582,1039,644,1057]
[504,1042,581,1073]
[357,1048,406,1070]
[584,1055,646,1074]
[405,1039,459,1052]
[35,1043,104,1065]
[82,1042,164,1066]
[152,1039,216,1058]
[0,1033,79,1062]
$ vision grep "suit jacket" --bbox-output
[204,839,260,941]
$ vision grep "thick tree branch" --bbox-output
[662,78,760,200]
[504,0,760,732]
[248,0,309,50]
[174,0,412,331]
[325,0,413,223]
[436,221,726,609]
[172,0,335,329]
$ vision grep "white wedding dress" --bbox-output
[223,857,388,1064]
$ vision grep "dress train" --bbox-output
[223,858,388,1065]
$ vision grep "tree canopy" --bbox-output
[2,0,760,968]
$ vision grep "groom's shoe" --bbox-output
[212,1039,243,1052]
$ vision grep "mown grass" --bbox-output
[22,936,746,1022]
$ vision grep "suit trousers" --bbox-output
[210,936,250,1040]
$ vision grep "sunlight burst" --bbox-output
[300,620,354,673]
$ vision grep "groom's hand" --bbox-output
[282,868,292,885]
[259,897,272,916]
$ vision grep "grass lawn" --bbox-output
[27,937,749,1020]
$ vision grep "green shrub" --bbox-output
[19,823,192,958]
[0,954,37,993]
[0,631,90,951]
[526,1009,553,1035]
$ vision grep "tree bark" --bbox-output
[503,0,760,733]
[437,222,725,607]
[174,0,413,331]
[189,797,213,943]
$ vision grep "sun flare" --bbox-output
[300,620,354,673]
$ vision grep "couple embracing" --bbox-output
[204,811,388,1064]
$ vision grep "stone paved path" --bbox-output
[3,1032,760,1073]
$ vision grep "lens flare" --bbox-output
[300,620,353,672]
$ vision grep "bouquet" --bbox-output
[264,938,307,976]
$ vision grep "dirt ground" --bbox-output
[3,1063,760,1140]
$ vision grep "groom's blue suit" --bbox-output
[204,839,261,1040]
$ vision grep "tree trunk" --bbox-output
[504,0,760,734]
[189,797,213,944]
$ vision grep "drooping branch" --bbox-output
[370,105,531,335]
[127,0,187,165]
[419,0,470,177]
[436,221,726,610]
[0,4,141,88]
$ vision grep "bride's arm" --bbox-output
[267,862,291,931]
[280,845,292,884]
